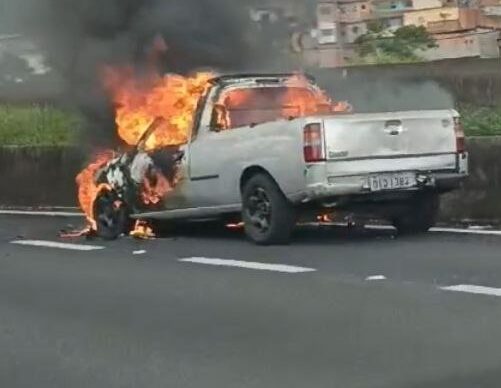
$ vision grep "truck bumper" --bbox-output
[290,153,468,204]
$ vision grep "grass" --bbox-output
[0,104,81,146]
[459,104,501,137]
[0,103,500,146]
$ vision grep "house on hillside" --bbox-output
[305,0,501,67]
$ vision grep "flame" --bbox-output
[130,220,155,239]
[141,169,174,206]
[75,66,213,233]
[226,222,245,230]
[283,74,351,116]
[216,74,351,130]
[76,151,115,229]
[102,67,214,150]
[317,214,333,223]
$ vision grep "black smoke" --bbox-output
[16,0,268,147]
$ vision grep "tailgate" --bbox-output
[322,110,459,176]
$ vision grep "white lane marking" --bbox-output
[430,227,501,236]
[0,210,83,217]
[365,224,501,236]
[440,284,501,297]
[365,275,387,281]
[11,240,104,251]
[363,224,501,236]
[179,257,316,273]
[133,250,147,255]
[364,225,395,231]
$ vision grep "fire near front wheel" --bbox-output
[93,189,130,240]
[241,173,295,245]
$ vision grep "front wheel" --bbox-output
[392,192,440,235]
[93,188,130,240]
[241,174,295,245]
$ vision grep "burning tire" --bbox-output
[392,192,440,235]
[93,188,130,240]
[242,174,295,245]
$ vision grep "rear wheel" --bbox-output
[392,192,440,235]
[242,174,295,245]
[93,189,130,240]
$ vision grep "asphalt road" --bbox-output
[2,215,501,388]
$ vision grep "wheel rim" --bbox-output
[95,190,124,232]
[246,187,272,233]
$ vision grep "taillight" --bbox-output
[303,123,325,163]
[454,117,465,153]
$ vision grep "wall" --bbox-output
[478,29,501,56]
[310,57,501,107]
[412,0,443,10]
[339,0,373,23]
[342,21,369,43]
[317,1,337,27]
[427,9,479,32]
[313,46,350,68]
[422,31,485,61]
[0,139,500,223]
[480,13,501,28]
[440,137,501,222]
[0,147,86,207]
[374,0,413,12]
[404,6,460,26]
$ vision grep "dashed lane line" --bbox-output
[10,240,105,251]
[0,210,83,217]
[179,257,316,274]
[365,275,387,281]
[440,284,501,297]
[430,227,501,236]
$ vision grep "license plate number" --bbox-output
[369,173,416,192]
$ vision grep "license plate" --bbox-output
[369,173,416,192]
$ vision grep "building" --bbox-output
[298,0,501,67]
[421,28,500,59]
[403,6,478,30]
[478,0,501,28]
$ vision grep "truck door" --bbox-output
[186,90,235,208]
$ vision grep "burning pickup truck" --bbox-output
[81,72,468,244]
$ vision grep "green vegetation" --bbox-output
[0,103,499,146]
[0,105,81,146]
[353,24,437,65]
[459,104,501,137]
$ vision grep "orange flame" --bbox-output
[102,67,214,150]
[216,74,351,130]
[130,220,155,239]
[76,151,115,229]
[317,214,333,223]
[141,170,174,206]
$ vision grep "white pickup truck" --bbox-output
[95,73,468,244]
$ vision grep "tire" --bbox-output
[93,189,130,240]
[241,173,295,245]
[392,192,440,235]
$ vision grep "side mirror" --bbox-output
[210,104,229,132]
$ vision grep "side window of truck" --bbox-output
[211,87,315,131]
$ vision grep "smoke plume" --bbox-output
[14,0,267,147]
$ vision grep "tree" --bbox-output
[354,25,438,64]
